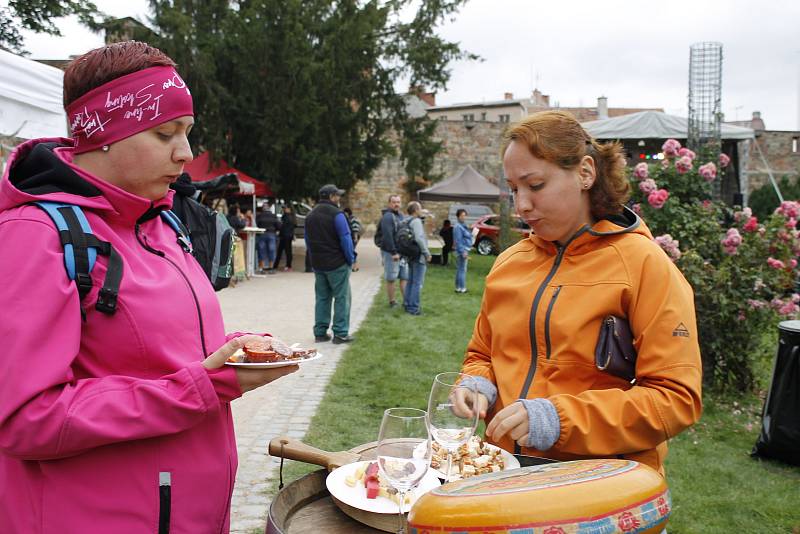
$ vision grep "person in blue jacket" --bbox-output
[304,184,356,344]
[453,208,473,293]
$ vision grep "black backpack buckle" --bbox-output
[75,272,93,297]
[95,287,118,314]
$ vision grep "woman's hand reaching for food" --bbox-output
[203,335,298,393]
[485,401,529,447]
[451,386,489,420]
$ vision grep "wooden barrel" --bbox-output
[265,469,387,534]
[407,459,670,534]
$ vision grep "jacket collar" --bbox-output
[529,207,649,255]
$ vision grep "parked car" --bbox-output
[471,214,531,255]
[257,199,313,239]
[448,203,494,228]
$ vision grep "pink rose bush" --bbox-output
[633,162,649,180]
[662,138,681,157]
[675,156,693,174]
[627,145,800,391]
[647,189,669,209]
[639,178,657,194]
[698,162,717,182]
[655,234,681,261]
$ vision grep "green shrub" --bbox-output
[748,175,800,221]
[629,141,798,392]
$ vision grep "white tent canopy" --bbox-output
[0,49,67,139]
[582,111,754,140]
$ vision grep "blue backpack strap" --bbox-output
[160,210,193,253]
[34,201,96,296]
[33,201,123,317]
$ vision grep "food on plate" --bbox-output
[344,461,412,505]
[430,435,505,479]
[243,339,278,362]
[229,336,318,364]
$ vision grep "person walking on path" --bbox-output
[379,194,408,307]
[256,203,280,274]
[0,41,297,534]
[273,204,295,271]
[403,201,432,316]
[305,184,356,344]
[438,219,454,267]
[453,209,472,292]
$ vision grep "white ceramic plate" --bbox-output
[326,460,441,514]
[431,444,520,480]
[224,350,322,368]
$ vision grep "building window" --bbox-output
[438,115,447,121]
[498,114,510,123]
[481,112,487,121]
[462,113,474,122]
[793,137,798,153]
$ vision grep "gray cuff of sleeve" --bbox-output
[518,398,561,451]
[461,375,497,410]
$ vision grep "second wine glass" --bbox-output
[376,407,432,534]
[426,372,479,482]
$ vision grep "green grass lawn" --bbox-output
[271,254,800,533]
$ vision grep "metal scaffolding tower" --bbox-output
[688,42,723,195]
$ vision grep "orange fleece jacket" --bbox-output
[463,209,703,474]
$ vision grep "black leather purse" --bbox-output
[594,316,637,383]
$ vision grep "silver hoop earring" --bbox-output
[101,145,110,152]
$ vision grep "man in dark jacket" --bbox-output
[255,203,280,273]
[379,194,408,308]
[305,184,356,344]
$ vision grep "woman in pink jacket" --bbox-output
[0,42,297,533]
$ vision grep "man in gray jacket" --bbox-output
[403,201,431,316]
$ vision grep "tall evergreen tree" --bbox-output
[149,0,475,198]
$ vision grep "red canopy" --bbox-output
[185,151,273,197]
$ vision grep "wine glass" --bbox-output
[426,372,479,482]
[375,407,432,534]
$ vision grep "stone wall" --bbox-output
[346,120,506,234]
[746,131,800,191]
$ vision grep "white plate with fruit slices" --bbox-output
[326,460,441,514]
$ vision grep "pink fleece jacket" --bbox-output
[0,139,244,533]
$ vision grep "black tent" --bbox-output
[417,165,500,203]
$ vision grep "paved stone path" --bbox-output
[217,239,383,533]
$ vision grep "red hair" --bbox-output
[502,110,630,220]
[63,41,176,108]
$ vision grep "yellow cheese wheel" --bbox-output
[408,459,669,534]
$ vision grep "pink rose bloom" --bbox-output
[660,159,670,169]
[747,299,767,310]
[631,203,642,215]
[655,234,681,261]
[633,162,649,180]
[698,162,717,181]
[721,228,742,255]
[678,147,696,160]
[639,178,657,194]
[767,257,786,269]
[662,138,681,157]
[778,301,799,317]
[702,200,713,211]
[648,189,669,209]
[786,218,797,229]
[675,156,693,174]
[791,259,798,269]
[742,216,758,233]
[776,201,800,219]
[719,153,731,168]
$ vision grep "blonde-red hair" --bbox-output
[502,110,630,219]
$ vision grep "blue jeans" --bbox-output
[403,260,427,314]
[455,253,468,290]
[314,264,351,337]
[257,233,277,266]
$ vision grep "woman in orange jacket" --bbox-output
[455,111,702,475]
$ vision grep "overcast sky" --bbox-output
[20,0,800,130]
